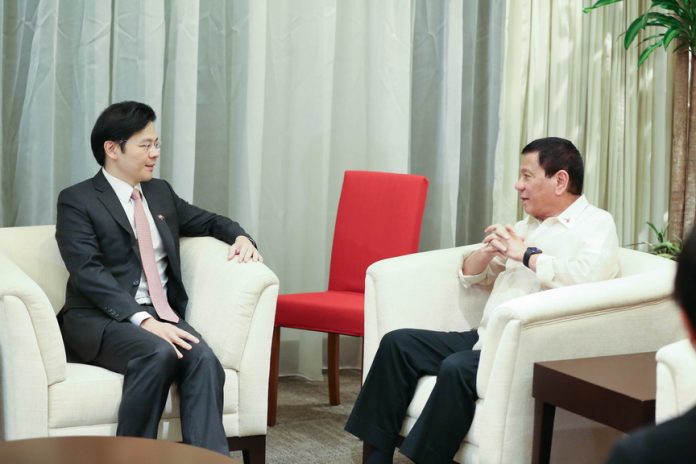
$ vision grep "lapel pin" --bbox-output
[157,214,165,221]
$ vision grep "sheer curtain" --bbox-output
[0,0,504,379]
[492,0,674,246]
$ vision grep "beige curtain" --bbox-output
[492,0,674,247]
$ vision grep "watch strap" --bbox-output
[523,247,542,268]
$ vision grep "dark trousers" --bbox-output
[89,308,228,455]
[345,328,480,464]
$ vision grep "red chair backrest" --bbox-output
[327,170,429,293]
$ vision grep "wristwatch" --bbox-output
[523,247,542,268]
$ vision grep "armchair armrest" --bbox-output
[475,268,685,464]
[480,267,684,394]
[656,339,696,423]
[180,237,279,435]
[180,237,279,370]
[363,245,490,374]
[0,252,66,439]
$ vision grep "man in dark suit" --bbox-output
[605,228,696,463]
[55,101,262,455]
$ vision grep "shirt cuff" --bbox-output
[458,250,489,288]
[534,254,556,286]
[129,311,153,326]
[458,268,488,288]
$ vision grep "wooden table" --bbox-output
[0,436,239,464]
[531,352,656,464]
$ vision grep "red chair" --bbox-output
[267,170,429,426]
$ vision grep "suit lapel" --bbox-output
[93,171,137,247]
[141,182,181,276]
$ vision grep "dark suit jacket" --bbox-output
[606,405,696,463]
[56,170,253,362]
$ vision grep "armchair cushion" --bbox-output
[47,363,239,430]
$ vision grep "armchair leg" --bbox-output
[328,333,341,405]
[267,326,280,426]
[228,435,266,464]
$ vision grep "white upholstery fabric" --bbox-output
[364,246,685,464]
[0,225,278,443]
[656,339,696,424]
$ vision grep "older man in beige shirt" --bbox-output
[345,137,619,464]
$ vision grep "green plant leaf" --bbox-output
[663,25,682,47]
[644,12,684,29]
[583,0,624,14]
[625,15,649,48]
[638,41,664,65]
[641,33,666,44]
[651,0,685,16]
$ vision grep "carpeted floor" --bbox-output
[230,369,411,464]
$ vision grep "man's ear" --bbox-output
[680,311,696,350]
[103,140,120,162]
[555,170,570,195]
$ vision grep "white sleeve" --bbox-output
[535,213,619,288]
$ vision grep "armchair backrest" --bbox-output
[617,247,675,277]
[0,225,68,392]
[328,170,428,293]
[0,225,67,313]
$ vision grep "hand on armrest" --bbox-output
[179,236,279,369]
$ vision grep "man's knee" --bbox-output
[187,343,223,375]
[379,328,420,352]
[145,341,179,373]
[438,352,479,384]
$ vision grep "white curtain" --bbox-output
[493,0,674,246]
[0,0,504,379]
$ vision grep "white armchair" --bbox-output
[364,245,685,464]
[0,225,279,464]
[656,339,696,423]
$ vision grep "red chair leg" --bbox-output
[328,332,340,405]
[267,326,280,426]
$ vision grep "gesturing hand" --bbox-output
[140,318,200,359]
[228,236,263,263]
[483,224,526,262]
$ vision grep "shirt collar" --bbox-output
[525,195,589,228]
[102,168,143,204]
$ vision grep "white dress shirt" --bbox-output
[102,168,169,325]
[459,195,619,350]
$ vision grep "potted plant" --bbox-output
[630,222,682,260]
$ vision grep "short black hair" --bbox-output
[675,228,696,332]
[90,101,157,166]
[521,137,584,195]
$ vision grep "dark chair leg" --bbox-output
[267,326,280,426]
[328,332,341,405]
[227,435,266,464]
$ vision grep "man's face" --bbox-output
[514,151,560,221]
[105,121,159,186]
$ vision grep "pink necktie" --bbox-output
[131,189,180,323]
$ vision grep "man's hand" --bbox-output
[483,224,526,262]
[140,318,200,359]
[227,236,263,263]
